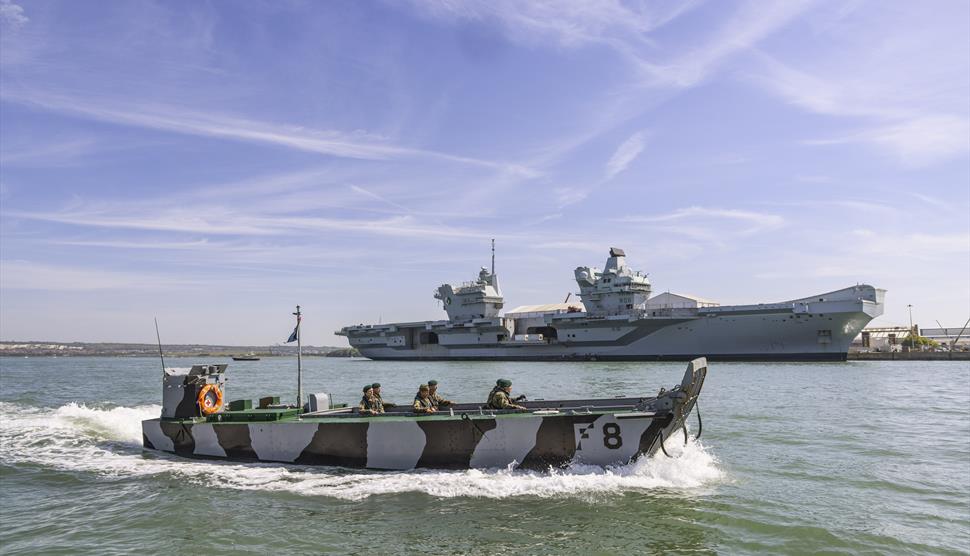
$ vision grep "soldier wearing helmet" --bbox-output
[486,378,525,410]
[427,379,452,408]
[358,385,380,415]
[412,384,437,414]
[371,382,396,413]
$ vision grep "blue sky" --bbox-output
[1,0,968,345]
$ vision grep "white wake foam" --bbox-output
[0,402,725,500]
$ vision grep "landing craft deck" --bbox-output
[337,247,885,361]
[142,359,707,470]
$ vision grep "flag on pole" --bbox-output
[286,315,301,343]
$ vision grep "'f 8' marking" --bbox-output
[602,423,623,449]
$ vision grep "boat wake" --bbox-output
[0,402,726,500]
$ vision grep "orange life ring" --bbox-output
[197,383,224,415]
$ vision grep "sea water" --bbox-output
[1,357,967,555]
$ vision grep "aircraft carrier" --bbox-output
[337,248,885,361]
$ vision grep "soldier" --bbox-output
[487,379,526,411]
[412,384,437,414]
[485,379,503,408]
[358,385,379,415]
[372,383,396,412]
[427,379,452,408]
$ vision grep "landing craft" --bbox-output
[141,358,707,470]
[337,247,885,361]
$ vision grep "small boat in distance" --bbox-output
[232,353,260,361]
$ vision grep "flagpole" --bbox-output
[294,305,303,410]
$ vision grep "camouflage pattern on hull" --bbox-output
[143,359,707,471]
[144,412,686,470]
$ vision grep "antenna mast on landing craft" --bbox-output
[154,317,166,373]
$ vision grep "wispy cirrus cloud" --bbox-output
[761,199,900,217]
[409,0,810,90]
[544,129,648,210]
[761,52,970,165]
[38,237,367,270]
[1,91,537,175]
[754,229,970,282]
[1,138,102,166]
[10,206,492,240]
[408,0,699,48]
[910,192,962,214]
[851,229,970,258]
[552,187,589,209]
[0,135,169,168]
[49,238,215,250]
[0,260,200,291]
[605,130,647,180]
[623,206,785,228]
[804,116,970,167]
[349,184,414,214]
[633,0,815,88]
[619,206,786,241]
[748,51,892,119]
[12,208,282,236]
[747,3,970,168]
[405,0,813,170]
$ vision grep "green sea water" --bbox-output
[1,357,968,555]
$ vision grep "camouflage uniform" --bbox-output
[487,389,517,410]
[427,380,451,408]
[485,386,502,407]
[412,394,435,413]
[429,392,451,408]
[358,394,380,415]
[372,383,396,410]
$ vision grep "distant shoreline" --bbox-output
[0,341,359,358]
[2,342,964,361]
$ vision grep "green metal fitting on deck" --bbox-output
[228,399,253,411]
[207,408,301,423]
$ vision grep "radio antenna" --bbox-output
[154,317,167,373]
[491,238,495,276]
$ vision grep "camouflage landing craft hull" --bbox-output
[142,359,707,470]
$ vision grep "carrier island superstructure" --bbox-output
[337,248,885,361]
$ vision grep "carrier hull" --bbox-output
[360,352,849,362]
[341,285,884,362]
